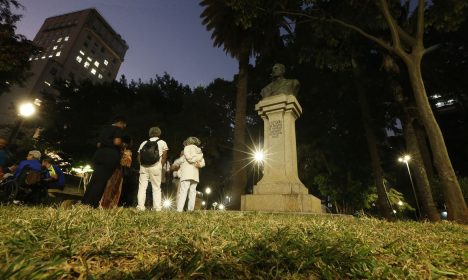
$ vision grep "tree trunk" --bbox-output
[229,48,249,210]
[406,57,468,223]
[400,104,440,222]
[354,71,394,221]
[413,121,435,181]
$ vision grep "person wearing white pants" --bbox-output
[176,137,205,212]
[136,127,168,211]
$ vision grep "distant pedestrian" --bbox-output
[82,116,127,208]
[136,127,168,211]
[176,137,205,212]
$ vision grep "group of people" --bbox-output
[0,139,66,202]
[82,116,205,211]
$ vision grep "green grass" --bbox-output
[0,205,466,279]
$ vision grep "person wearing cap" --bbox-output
[176,137,205,212]
[13,150,42,178]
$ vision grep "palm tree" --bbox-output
[200,0,293,209]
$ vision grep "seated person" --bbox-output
[42,157,65,190]
[13,150,42,178]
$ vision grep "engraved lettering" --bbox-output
[269,120,282,138]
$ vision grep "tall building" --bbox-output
[0,8,128,125]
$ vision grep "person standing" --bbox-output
[136,127,168,211]
[82,116,127,208]
[176,137,205,212]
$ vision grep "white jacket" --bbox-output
[179,145,205,182]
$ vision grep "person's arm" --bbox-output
[195,158,205,168]
[161,150,168,166]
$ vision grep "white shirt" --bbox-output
[179,145,205,182]
[138,137,169,164]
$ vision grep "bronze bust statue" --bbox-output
[260,64,300,98]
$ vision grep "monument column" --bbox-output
[241,95,322,212]
[254,94,307,195]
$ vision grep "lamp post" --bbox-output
[398,154,421,219]
[8,101,37,145]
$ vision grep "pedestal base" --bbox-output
[241,193,322,213]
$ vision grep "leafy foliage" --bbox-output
[0,0,38,94]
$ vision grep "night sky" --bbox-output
[15,0,238,88]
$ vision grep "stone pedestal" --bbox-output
[241,94,322,213]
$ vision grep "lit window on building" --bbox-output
[91,68,97,75]
[48,55,53,58]
[76,56,83,63]
[104,60,109,66]
[56,51,61,56]
[41,56,46,59]
[44,81,51,86]
[64,36,69,41]
[79,50,85,55]
[53,46,58,50]
[57,37,62,42]
[87,57,92,62]
[28,58,32,61]
[94,61,100,67]
[84,62,90,68]
[98,74,103,79]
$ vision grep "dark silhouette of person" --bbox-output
[82,116,127,208]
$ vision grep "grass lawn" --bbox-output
[0,205,466,279]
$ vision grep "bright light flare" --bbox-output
[218,204,225,210]
[398,154,411,163]
[18,102,36,117]
[397,200,404,206]
[162,199,172,208]
[205,187,211,195]
[254,150,264,163]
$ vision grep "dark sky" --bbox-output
[15,0,238,88]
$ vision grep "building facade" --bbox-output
[0,8,128,125]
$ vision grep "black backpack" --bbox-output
[139,139,161,166]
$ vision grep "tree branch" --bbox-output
[424,44,441,55]
[377,0,413,62]
[396,25,416,47]
[278,11,394,53]
[416,0,425,45]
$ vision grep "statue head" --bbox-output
[271,63,285,78]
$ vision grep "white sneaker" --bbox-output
[136,206,145,211]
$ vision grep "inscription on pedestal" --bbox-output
[269,120,283,138]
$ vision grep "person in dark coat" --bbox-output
[82,116,127,208]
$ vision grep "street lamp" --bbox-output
[205,187,211,209]
[398,154,421,219]
[8,101,37,144]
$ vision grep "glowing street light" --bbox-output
[398,154,421,219]
[18,102,36,117]
[9,101,38,145]
[254,150,264,163]
[205,187,211,195]
[218,203,225,210]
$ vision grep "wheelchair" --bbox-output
[0,166,48,204]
